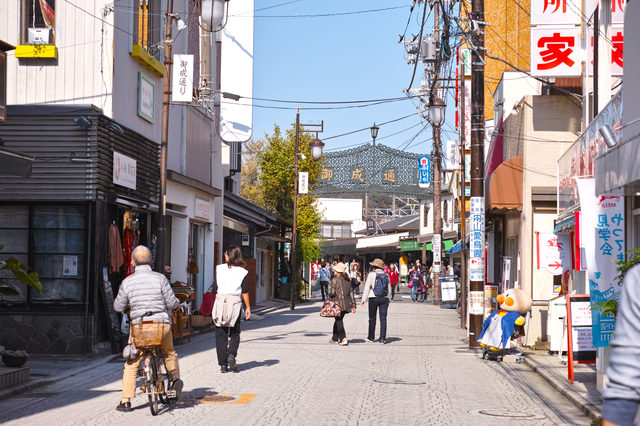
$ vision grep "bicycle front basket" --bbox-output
[131,321,164,348]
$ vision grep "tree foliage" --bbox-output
[0,246,42,301]
[242,125,324,262]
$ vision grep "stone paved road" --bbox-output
[0,296,591,425]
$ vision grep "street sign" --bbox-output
[469,196,485,281]
[418,155,431,188]
[298,172,308,194]
[432,234,441,273]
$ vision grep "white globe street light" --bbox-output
[428,96,446,127]
[310,136,325,160]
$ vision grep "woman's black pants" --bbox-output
[332,312,347,341]
[214,313,242,366]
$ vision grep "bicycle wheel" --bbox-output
[158,357,170,404]
[147,353,160,416]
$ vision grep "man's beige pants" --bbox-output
[122,323,179,400]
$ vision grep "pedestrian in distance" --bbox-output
[409,265,422,302]
[602,264,640,426]
[212,246,251,373]
[113,245,183,412]
[318,261,331,301]
[389,263,399,300]
[349,261,361,297]
[361,258,392,344]
[328,262,357,346]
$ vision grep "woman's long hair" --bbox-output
[226,245,246,268]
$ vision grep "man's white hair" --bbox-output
[132,245,153,266]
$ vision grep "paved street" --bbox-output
[0,295,591,425]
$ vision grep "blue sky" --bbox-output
[250,0,459,155]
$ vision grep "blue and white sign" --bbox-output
[418,155,431,188]
[469,196,485,281]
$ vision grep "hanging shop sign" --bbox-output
[530,0,581,25]
[432,234,441,273]
[137,72,155,122]
[418,155,431,188]
[536,232,572,275]
[586,24,624,77]
[172,54,194,103]
[576,178,625,347]
[469,196,485,281]
[195,197,211,220]
[531,26,581,77]
[298,171,309,194]
[113,151,137,190]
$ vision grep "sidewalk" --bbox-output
[0,298,289,402]
[520,348,602,420]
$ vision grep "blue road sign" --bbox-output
[418,155,431,188]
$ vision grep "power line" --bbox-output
[323,112,421,140]
[251,5,407,19]
[406,0,430,91]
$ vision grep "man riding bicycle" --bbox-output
[114,245,183,412]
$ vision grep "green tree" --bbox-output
[240,138,267,209]
[258,125,324,262]
[0,246,42,301]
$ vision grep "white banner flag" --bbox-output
[172,54,194,102]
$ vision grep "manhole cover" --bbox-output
[469,409,544,420]
[178,393,257,405]
[373,379,430,386]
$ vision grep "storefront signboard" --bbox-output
[557,90,622,216]
[195,197,211,220]
[536,232,572,275]
[576,178,625,347]
[113,151,137,190]
[137,72,155,123]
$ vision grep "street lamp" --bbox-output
[370,123,379,143]
[310,136,325,160]
[290,108,324,310]
[428,96,446,127]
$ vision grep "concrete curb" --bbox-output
[523,355,601,420]
[0,354,119,401]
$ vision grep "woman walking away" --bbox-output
[349,262,361,297]
[389,263,399,300]
[212,246,251,373]
[361,258,392,344]
[329,262,357,346]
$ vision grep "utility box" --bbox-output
[548,295,568,353]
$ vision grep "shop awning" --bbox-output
[487,156,523,211]
[446,240,467,254]
[554,215,575,233]
[425,239,455,251]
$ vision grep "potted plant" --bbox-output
[1,349,28,368]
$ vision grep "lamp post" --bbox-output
[290,107,324,310]
[365,124,379,220]
[427,96,446,304]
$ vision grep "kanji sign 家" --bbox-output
[531,26,581,77]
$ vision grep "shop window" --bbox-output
[0,205,86,304]
[133,0,161,59]
[20,0,56,45]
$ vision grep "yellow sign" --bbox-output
[351,168,364,183]
[383,169,396,183]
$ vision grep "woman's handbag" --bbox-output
[199,285,216,316]
[319,299,342,317]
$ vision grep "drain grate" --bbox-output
[373,379,430,386]
[469,409,544,420]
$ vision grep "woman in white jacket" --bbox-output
[212,246,251,373]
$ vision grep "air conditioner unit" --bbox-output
[28,28,51,45]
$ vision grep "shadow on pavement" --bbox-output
[237,359,279,372]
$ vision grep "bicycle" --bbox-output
[131,320,177,415]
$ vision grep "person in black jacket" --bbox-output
[328,262,357,346]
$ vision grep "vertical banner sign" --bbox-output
[536,232,572,275]
[418,155,431,188]
[298,172,309,194]
[172,54,194,102]
[501,257,511,292]
[576,178,625,347]
[468,290,484,315]
[445,140,459,171]
[484,285,498,320]
[469,197,485,281]
[464,80,471,149]
[432,234,441,273]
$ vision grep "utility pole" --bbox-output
[459,58,468,329]
[468,0,486,348]
[290,109,301,310]
[431,1,442,304]
[157,0,174,273]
